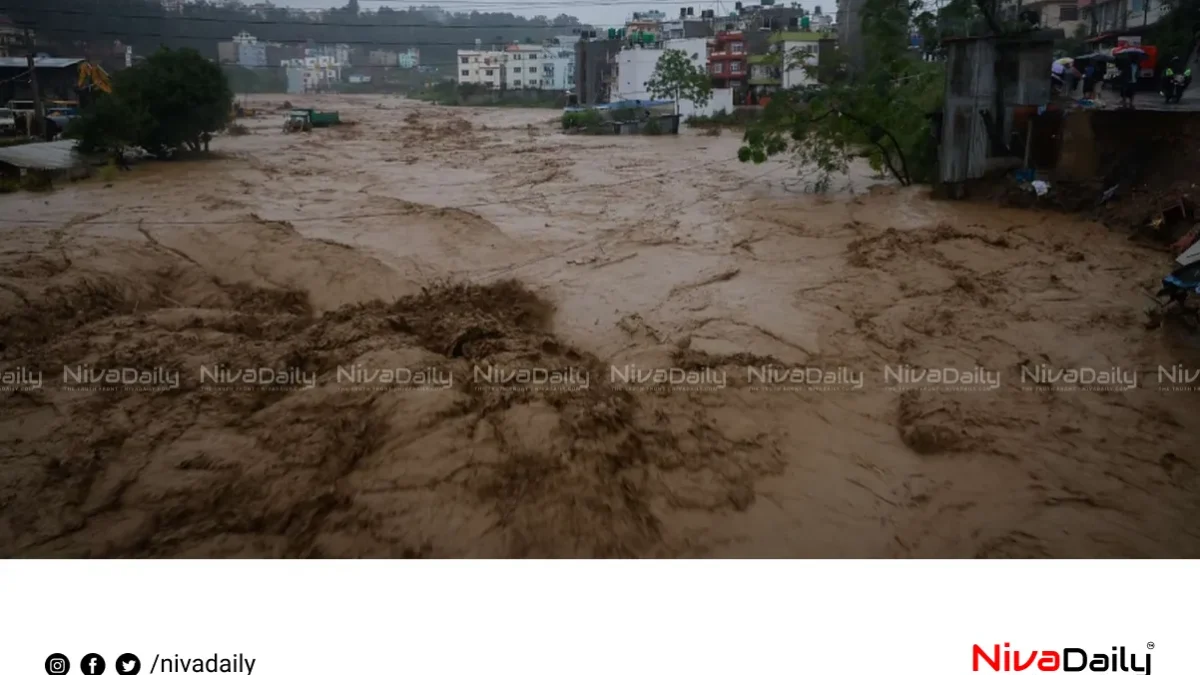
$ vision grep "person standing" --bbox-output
[1120,58,1139,109]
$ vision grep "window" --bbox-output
[461,57,469,64]
[1130,0,1144,11]
[713,62,724,74]
[730,61,742,73]
[513,67,521,73]
[1059,4,1079,20]
[530,54,538,59]
[485,69,494,76]
[513,54,522,59]
[461,69,470,76]
[732,41,744,53]
[513,80,522,86]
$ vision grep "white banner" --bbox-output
[0,561,1193,675]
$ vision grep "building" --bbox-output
[235,32,267,68]
[626,10,667,37]
[504,43,550,88]
[457,49,507,88]
[709,30,747,88]
[770,31,823,88]
[1079,0,1165,34]
[574,37,622,104]
[396,48,419,69]
[541,46,576,91]
[369,50,398,67]
[284,53,344,93]
[0,15,27,58]
[0,57,85,103]
[1022,0,1082,33]
[609,36,732,119]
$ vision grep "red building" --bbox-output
[708,30,747,87]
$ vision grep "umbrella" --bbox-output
[1112,46,1147,62]
[1074,52,1115,63]
[1055,57,1075,66]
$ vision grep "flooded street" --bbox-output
[1,94,1197,557]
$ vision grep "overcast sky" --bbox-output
[269,0,821,28]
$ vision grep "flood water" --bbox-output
[0,94,1196,557]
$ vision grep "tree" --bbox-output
[70,47,233,158]
[739,0,944,189]
[644,49,713,116]
[65,95,136,154]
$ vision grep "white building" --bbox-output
[1080,0,1164,34]
[284,55,343,93]
[504,43,551,89]
[457,49,507,88]
[611,37,732,120]
[770,31,822,89]
[456,43,574,90]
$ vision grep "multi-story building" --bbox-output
[773,31,822,88]
[396,48,419,69]
[612,37,705,100]
[0,15,28,58]
[457,49,507,88]
[233,32,267,68]
[1079,0,1165,34]
[284,55,342,93]
[541,46,576,91]
[504,43,552,89]
[708,30,747,88]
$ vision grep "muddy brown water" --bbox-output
[1,95,1196,557]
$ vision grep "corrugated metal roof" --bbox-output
[0,140,83,170]
[0,57,85,69]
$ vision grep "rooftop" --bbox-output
[0,57,85,69]
[769,31,825,43]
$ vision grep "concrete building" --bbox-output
[0,15,25,58]
[504,43,554,89]
[396,48,419,69]
[771,31,823,88]
[218,41,237,64]
[709,30,747,88]
[1022,0,1082,33]
[610,37,731,120]
[574,37,622,105]
[457,49,506,88]
[837,0,866,72]
[541,45,576,91]
[369,50,399,67]
[1079,0,1165,34]
[284,54,343,93]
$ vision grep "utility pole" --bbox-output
[24,28,44,139]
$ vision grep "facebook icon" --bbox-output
[81,654,106,675]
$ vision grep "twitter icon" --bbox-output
[115,654,141,675]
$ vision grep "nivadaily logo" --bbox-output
[973,643,1151,674]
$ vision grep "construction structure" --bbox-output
[937,31,1060,192]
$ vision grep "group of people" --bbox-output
[1052,53,1192,109]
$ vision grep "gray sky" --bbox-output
[271,0,821,28]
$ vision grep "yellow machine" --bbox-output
[77,62,112,94]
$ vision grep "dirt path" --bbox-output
[1,95,1197,557]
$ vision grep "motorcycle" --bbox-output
[1161,73,1187,103]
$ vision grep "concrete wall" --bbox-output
[940,39,997,184]
[575,38,621,105]
[781,39,819,88]
[678,86,734,120]
[612,37,708,101]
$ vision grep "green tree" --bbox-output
[68,47,233,158]
[65,95,136,154]
[644,48,713,116]
[739,0,944,188]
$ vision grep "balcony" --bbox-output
[709,50,747,60]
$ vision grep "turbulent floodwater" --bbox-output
[0,95,1197,557]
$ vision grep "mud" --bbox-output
[1,95,1197,557]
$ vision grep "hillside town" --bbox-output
[0,0,1198,563]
